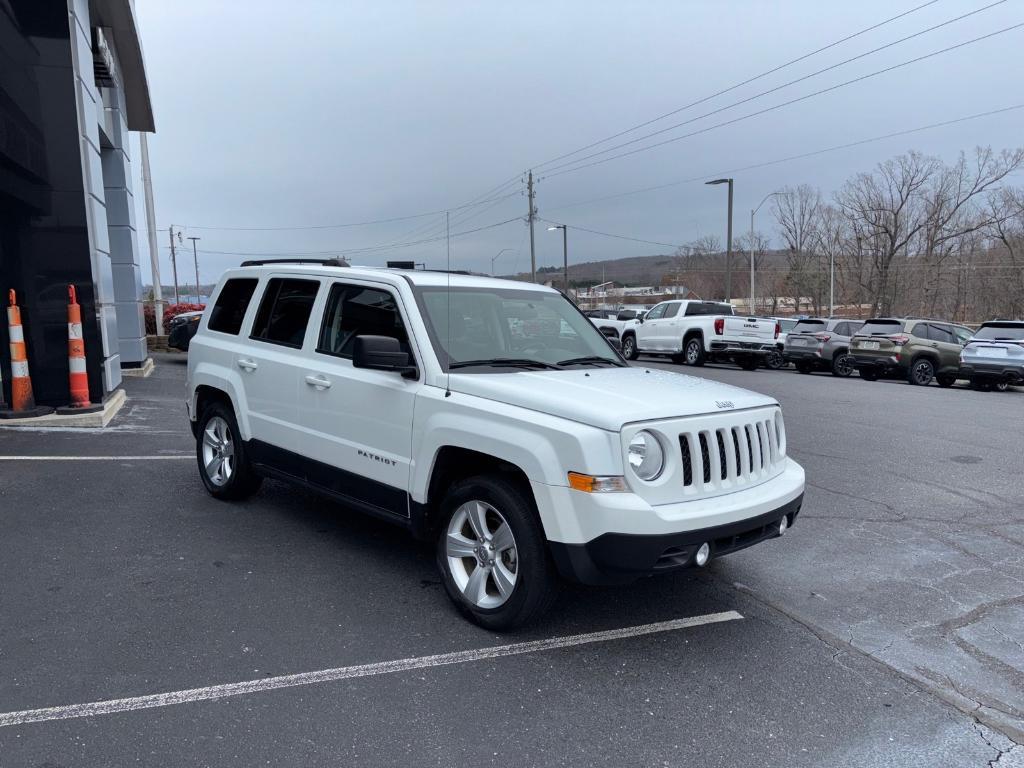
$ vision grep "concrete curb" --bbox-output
[0,388,126,428]
[121,357,155,378]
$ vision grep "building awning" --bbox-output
[89,0,155,132]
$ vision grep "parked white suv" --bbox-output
[186,262,805,628]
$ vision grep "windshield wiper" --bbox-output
[448,358,561,370]
[556,356,623,367]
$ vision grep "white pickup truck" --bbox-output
[621,299,780,370]
[585,308,643,343]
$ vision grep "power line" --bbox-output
[174,187,521,232]
[539,2,1006,176]
[532,0,943,171]
[537,217,683,249]
[544,103,1024,212]
[544,22,1024,179]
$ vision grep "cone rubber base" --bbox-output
[0,406,55,419]
[55,403,105,415]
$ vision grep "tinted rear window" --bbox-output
[974,323,1024,340]
[792,320,825,334]
[251,278,320,347]
[685,302,733,316]
[859,320,902,336]
[208,278,258,335]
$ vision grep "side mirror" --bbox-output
[353,335,417,377]
[637,315,644,324]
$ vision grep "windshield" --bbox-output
[974,323,1024,341]
[792,320,826,334]
[414,286,624,371]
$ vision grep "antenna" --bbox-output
[445,210,452,398]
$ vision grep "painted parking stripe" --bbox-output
[0,611,742,728]
[0,455,192,461]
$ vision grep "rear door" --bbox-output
[240,276,322,454]
[928,323,962,372]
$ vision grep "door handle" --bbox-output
[237,358,258,371]
[305,374,332,390]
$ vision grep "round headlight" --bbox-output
[627,430,664,481]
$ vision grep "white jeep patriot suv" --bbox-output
[186,261,805,629]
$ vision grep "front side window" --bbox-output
[317,283,411,359]
[250,278,320,348]
[413,287,623,371]
[929,324,956,344]
[646,303,668,320]
[208,278,258,335]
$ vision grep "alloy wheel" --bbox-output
[835,355,853,377]
[202,416,235,486]
[686,340,700,364]
[445,500,519,609]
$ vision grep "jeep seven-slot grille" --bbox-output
[678,414,782,490]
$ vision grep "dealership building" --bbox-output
[0,0,154,410]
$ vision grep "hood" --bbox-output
[449,366,777,431]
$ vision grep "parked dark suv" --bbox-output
[783,318,862,376]
[850,318,973,386]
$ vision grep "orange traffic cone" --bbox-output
[1,290,53,419]
[56,285,102,415]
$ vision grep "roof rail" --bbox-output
[239,258,349,268]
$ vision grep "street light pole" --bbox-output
[705,178,734,302]
[188,236,201,303]
[491,248,512,276]
[547,224,569,293]
[750,191,783,315]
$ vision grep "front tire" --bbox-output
[196,401,262,500]
[621,334,639,360]
[436,475,558,630]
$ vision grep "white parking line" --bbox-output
[0,455,192,461]
[0,611,741,727]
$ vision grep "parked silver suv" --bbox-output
[783,318,863,377]
[960,320,1024,391]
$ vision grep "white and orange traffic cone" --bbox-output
[56,285,101,415]
[1,289,52,418]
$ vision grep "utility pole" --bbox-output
[168,226,180,304]
[705,178,734,303]
[140,133,164,335]
[527,170,537,283]
[188,236,201,303]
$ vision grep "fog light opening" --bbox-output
[778,515,789,536]
[695,542,711,567]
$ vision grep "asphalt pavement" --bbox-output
[0,353,1020,767]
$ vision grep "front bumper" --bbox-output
[536,458,805,585]
[549,494,802,585]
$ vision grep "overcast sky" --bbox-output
[132,0,1024,287]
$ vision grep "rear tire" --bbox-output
[737,357,759,371]
[683,337,705,367]
[907,358,935,386]
[936,373,957,388]
[830,354,854,378]
[196,401,263,500]
[970,378,992,391]
[796,361,813,375]
[436,475,558,631]
[859,369,878,381]
[765,349,785,369]
[621,334,639,360]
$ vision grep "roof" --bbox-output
[90,0,155,132]
[230,263,560,292]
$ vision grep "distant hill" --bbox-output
[500,253,679,287]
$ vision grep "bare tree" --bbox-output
[773,185,825,313]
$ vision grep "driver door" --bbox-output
[637,302,669,350]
